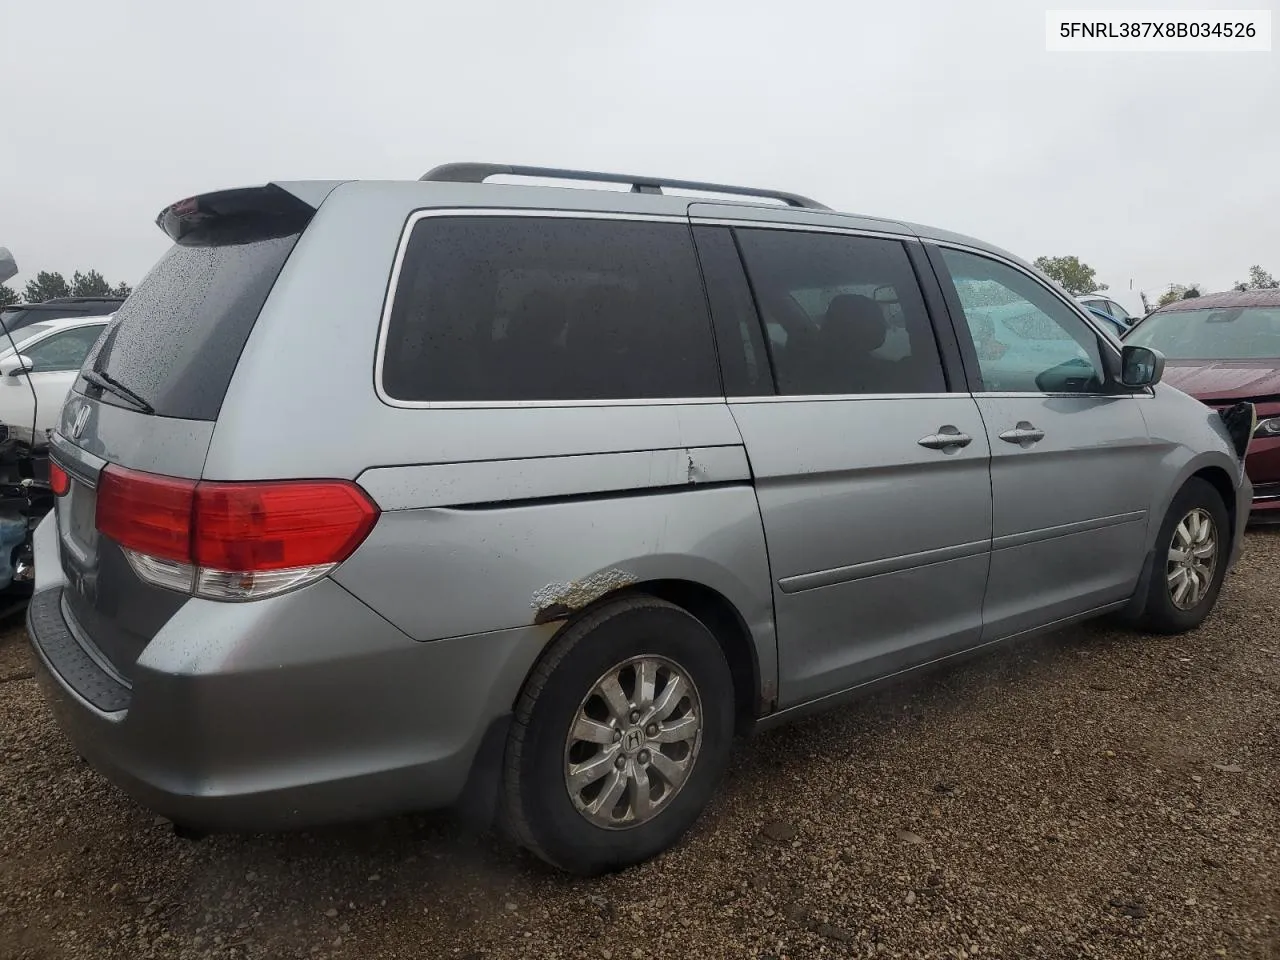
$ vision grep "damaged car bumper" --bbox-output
[25,514,547,831]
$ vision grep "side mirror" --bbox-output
[1120,344,1164,388]
[0,248,16,286]
[0,355,33,380]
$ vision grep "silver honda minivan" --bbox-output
[27,164,1252,875]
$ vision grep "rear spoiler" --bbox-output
[155,183,334,246]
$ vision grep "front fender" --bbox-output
[1136,386,1248,556]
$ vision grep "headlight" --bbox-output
[1254,417,1280,439]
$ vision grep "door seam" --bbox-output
[970,395,998,622]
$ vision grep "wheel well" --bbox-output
[1191,466,1237,540]
[631,579,761,734]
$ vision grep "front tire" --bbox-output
[1135,478,1230,634]
[500,596,734,875]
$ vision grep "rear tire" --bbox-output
[1135,478,1230,634]
[500,596,734,875]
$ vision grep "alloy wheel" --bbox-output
[1167,507,1218,610]
[563,655,703,830]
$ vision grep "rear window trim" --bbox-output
[373,207,726,410]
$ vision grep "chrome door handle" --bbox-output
[999,421,1045,445]
[918,427,973,451]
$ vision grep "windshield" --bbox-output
[1126,306,1280,360]
[0,322,55,358]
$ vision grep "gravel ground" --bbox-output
[2,535,1278,960]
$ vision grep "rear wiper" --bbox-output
[81,369,154,414]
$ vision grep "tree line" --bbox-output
[1032,256,1277,312]
[0,269,132,307]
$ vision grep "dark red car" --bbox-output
[1125,289,1280,520]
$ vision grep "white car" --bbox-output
[0,315,112,447]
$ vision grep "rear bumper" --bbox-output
[25,518,547,831]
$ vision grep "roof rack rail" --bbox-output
[420,162,830,210]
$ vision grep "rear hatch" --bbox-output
[51,184,318,679]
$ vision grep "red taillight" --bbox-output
[49,462,71,497]
[96,466,195,563]
[94,466,379,599]
[193,481,378,571]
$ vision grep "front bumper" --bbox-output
[1249,482,1280,521]
[1231,472,1253,569]
[25,516,546,831]
[1245,437,1280,521]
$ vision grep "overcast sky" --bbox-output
[3,0,1276,310]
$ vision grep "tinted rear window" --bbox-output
[381,217,720,402]
[734,229,946,395]
[90,234,299,420]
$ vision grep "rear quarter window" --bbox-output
[380,216,721,403]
